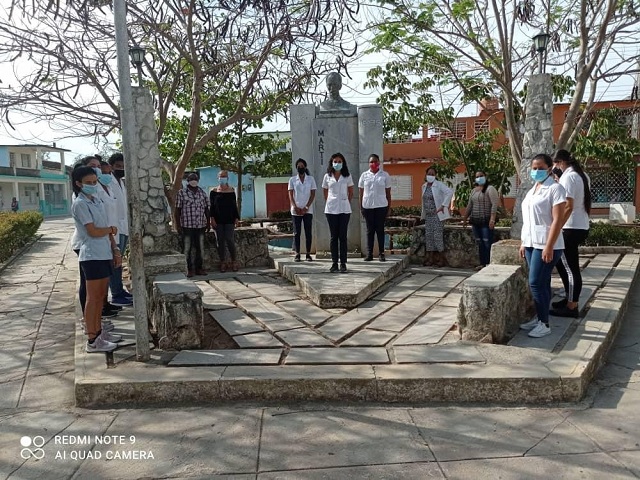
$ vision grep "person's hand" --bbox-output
[113,252,122,268]
[542,246,554,263]
[295,207,303,216]
[210,219,217,229]
[176,225,182,234]
[489,219,496,230]
[110,226,118,236]
[519,244,525,258]
[436,206,444,214]
[206,223,211,232]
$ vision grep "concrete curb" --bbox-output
[74,254,639,408]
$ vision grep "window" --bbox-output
[21,153,32,168]
[389,175,413,200]
[473,119,490,135]
[590,169,635,205]
[9,153,15,167]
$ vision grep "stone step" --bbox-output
[209,309,263,336]
[392,344,485,364]
[232,332,283,348]
[284,347,390,365]
[168,349,282,366]
[209,278,260,301]
[236,297,305,332]
[367,296,439,332]
[275,328,334,347]
[393,306,457,346]
[195,281,235,310]
[413,275,466,297]
[318,300,396,342]
[581,253,620,287]
[372,273,438,302]
[276,299,333,327]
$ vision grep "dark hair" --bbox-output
[426,166,437,177]
[475,171,490,193]
[80,156,99,166]
[369,154,380,162]
[72,166,97,194]
[108,152,124,166]
[99,160,109,167]
[295,158,310,175]
[532,153,553,167]
[554,149,592,213]
[94,154,103,161]
[327,152,350,177]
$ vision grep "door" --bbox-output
[265,183,290,216]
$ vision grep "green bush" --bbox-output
[390,205,421,216]
[496,217,512,227]
[0,211,44,263]
[269,210,291,220]
[584,222,640,246]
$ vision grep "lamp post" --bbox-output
[129,45,146,87]
[533,31,550,74]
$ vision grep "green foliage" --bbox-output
[573,108,640,173]
[0,211,44,263]
[440,130,515,208]
[584,222,640,246]
[389,205,422,216]
[496,217,513,227]
[269,210,291,220]
[392,232,413,249]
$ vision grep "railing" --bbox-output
[14,168,40,178]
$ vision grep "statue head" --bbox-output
[325,72,342,100]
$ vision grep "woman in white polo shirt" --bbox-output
[519,153,567,338]
[322,152,354,273]
[288,158,317,262]
[358,154,391,262]
[550,149,591,318]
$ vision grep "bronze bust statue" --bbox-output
[318,72,357,115]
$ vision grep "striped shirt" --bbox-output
[466,185,499,224]
[176,187,210,228]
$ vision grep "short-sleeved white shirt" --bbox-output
[559,166,590,230]
[521,176,567,250]
[322,173,354,214]
[358,170,391,209]
[288,174,317,215]
[71,193,113,262]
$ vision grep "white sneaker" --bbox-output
[101,331,123,343]
[520,317,539,330]
[86,336,118,353]
[101,321,115,332]
[554,288,566,298]
[528,322,551,338]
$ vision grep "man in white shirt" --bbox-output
[107,153,133,306]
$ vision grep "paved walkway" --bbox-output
[1,218,640,479]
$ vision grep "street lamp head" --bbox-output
[533,31,550,53]
[129,45,145,67]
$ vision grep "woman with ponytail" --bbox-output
[550,149,591,318]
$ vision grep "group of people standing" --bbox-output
[288,153,392,273]
[71,153,132,353]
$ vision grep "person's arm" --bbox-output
[85,223,117,238]
[488,186,499,228]
[175,208,182,232]
[542,201,566,263]
[560,176,576,225]
[443,184,454,211]
[359,187,365,210]
[463,195,473,223]
[204,192,211,231]
[109,234,122,268]
[321,175,329,202]
[562,197,574,225]
[385,187,391,216]
[304,189,316,214]
[231,189,241,222]
[348,185,354,202]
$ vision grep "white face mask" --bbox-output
[426,175,436,183]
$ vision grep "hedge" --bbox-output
[584,222,640,247]
[0,211,44,263]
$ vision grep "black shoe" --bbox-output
[364,255,374,261]
[550,305,579,318]
[329,263,339,273]
[379,253,386,262]
[106,303,123,311]
[294,254,301,262]
[340,264,347,273]
[552,298,568,309]
[101,308,118,318]
[306,254,313,262]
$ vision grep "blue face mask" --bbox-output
[333,162,342,171]
[476,176,486,186]
[81,184,98,196]
[530,169,549,183]
[219,177,228,185]
[98,173,112,186]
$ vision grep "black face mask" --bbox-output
[113,169,125,179]
[297,167,306,175]
[552,167,563,178]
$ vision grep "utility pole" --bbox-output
[113,0,150,361]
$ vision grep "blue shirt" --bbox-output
[72,193,113,262]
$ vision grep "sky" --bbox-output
[0,2,637,165]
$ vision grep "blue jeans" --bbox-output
[109,234,128,297]
[471,224,494,266]
[524,247,563,325]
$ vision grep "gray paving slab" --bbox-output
[411,408,565,461]
[440,453,634,479]
[195,281,235,310]
[72,408,262,478]
[276,328,334,347]
[18,371,75,409]
[0,339,33,384]
[341,329,397,347]
[285,347,390,364]
[610,451,640,478]
[232,331,283,348]
[236,297,305,333]
[258,462,444,479]
[393,344,485,364]
[209,309,264,336]
[0,379,21,409]
[318,300,396,342]
[372,273,437,301]
[209,279,260,301]
[413,275,466,297]
[439,292,462,308]
[393,306,457,345]
[276,299,333,326]
[581,253,620,287]
[367,296,439,332]
[169,349,282,366]
[258,408,434,471]
[247,285,300,303]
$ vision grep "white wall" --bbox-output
[253,176,290,218]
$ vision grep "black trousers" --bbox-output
[326,213,350,265]
[556,228,589,302]
[292,214,313,254]
[362,206,388,256]
[182,227,206,270]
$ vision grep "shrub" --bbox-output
[269,210,291,220]
[496,217,512,227]
[584,222,640,246]
[0,211,44,263]
[390,205,421,217]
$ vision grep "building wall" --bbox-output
[0,147,9,168]
[254,176,290,218]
